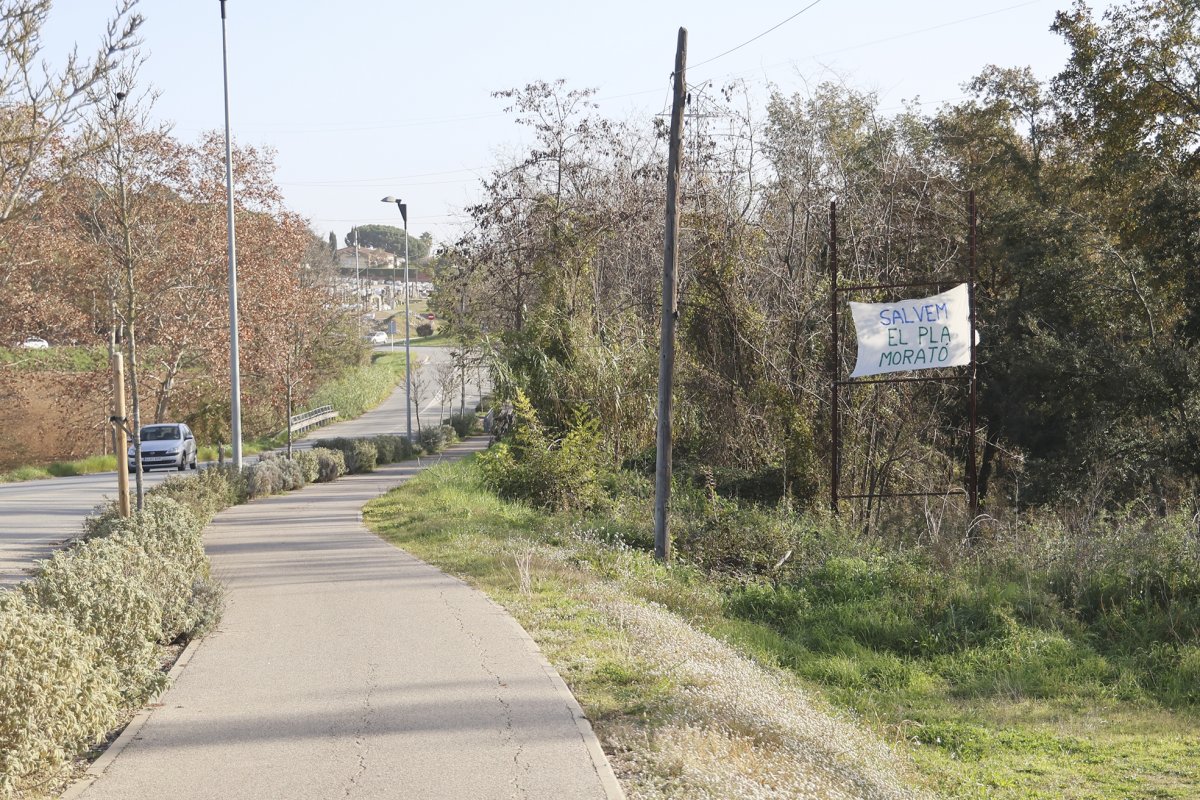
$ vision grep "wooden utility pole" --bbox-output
[111,349,131,518]
[829,200,839,514]
[654,27,687,563]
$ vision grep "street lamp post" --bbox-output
[381,196,411,443]
[353,228,361,308]
[219,0,242,468]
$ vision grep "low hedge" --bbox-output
[0,594,122,797]
[2,491,222,796]
[419,424,458,455]
[311,436,417,474]
[445,412,478,439]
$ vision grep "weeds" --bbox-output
[366,457,1200,799]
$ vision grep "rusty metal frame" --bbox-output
[829,193,979,516]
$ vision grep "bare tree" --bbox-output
[0,0,143,224]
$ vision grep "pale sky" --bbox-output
[43,0,1114,247]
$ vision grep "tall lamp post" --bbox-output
[353,228,361,308]
[219,0,242,468]
[382,196,411,443]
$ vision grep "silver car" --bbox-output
[129,423,198,472]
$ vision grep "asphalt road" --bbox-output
[0,346,487,588]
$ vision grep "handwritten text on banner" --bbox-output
[848,283,975,378]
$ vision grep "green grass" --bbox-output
[306,352,405,418]
[1,455,119,482]
[363,458,1200,799]
[0,345,109,372]
[0,465,53,482]
[46,454,118,477]
[364,460,915,797]
[407,331,455,347]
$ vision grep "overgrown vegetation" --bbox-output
[478,389,607,512]
[438,0,1200,524]
[369,456,1200,798]
[412,4,1200,791]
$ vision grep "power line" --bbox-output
[280,167,486,188]
[689,0,828,71]
[693,0,1051,89]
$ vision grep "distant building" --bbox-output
[335,246,393,270]
[334,247,434,283]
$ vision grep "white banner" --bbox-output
[848,283,975,378]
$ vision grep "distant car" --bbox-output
[20,337,49,349]
[369,331,388,344]
[129,423,197,473]
[425,313,435,320]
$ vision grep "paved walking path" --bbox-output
[70,439,623,800]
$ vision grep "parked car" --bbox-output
[369,331,388,344]
[19,336,49,349]
[129,423,198,472]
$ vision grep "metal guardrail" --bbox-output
[287,405,339,434]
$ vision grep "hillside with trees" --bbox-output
[446,0,1200,523]
[344,224,430,262]
[424,3,1200,795]
[0,1,363,468]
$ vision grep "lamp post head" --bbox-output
[381,195,407,226]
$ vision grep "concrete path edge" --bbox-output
[60,635,204,800]
[437,574,626,800]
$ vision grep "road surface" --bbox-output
[0,346,487,588]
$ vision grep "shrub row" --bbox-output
[311,434,423,473]
[445,411,478,439]
[419,424,457,455]
[0,493,220,796]
[0,444,353,796]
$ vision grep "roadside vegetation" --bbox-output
[399,3,1200,795]
[0,428,443,799]
[306,352,407,420]
[0,352,407,483]
[367,453,1200,799]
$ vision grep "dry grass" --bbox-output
[575,583,918,800]
[365,468,924,800]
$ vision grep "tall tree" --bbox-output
[343,223,428,260]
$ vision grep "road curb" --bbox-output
[60,634,205,800]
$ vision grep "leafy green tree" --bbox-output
[344,224,428,261]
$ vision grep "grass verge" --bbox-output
[307,351,405,418]
[1,455,119,482]
[363,457,919,799]
[407,331,455,347]
[364,457,1200,799]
